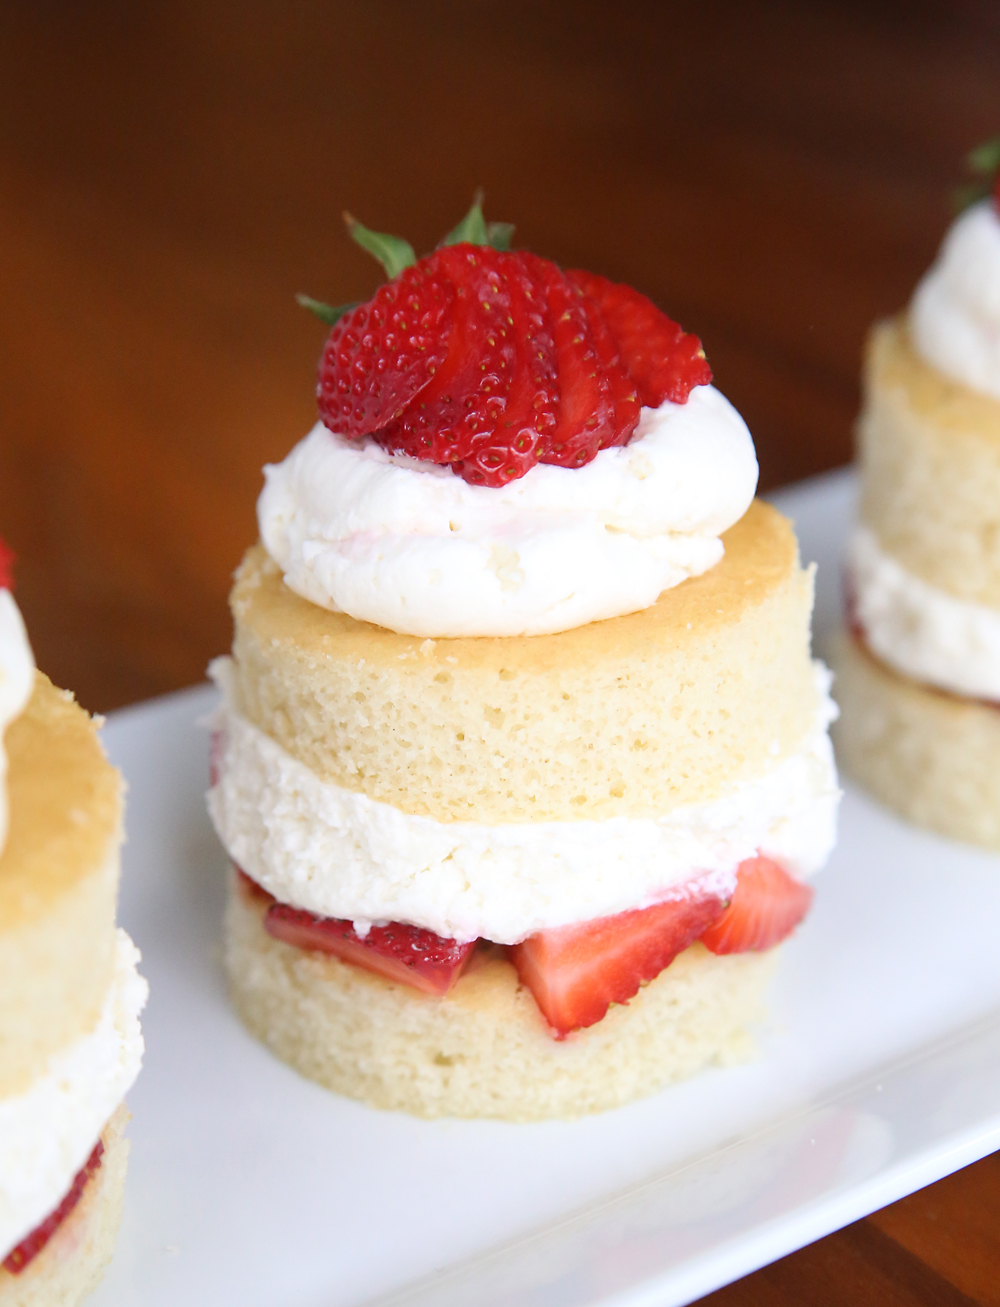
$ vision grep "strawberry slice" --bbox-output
[317,262,455,438]
[572,287,640,448]
[3,1140,104,1274]
[0,536,15,591]
[376,244,516,474]
[264,904,475,996]
[454,253,558,485]
[566,269,711,407]
[511,893,725,1037]
[521,253,615,469]
[700,856,813,955]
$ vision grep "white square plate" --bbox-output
[90,468,1000,1307]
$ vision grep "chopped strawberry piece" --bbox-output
[700,856,813,955]
[3,1140,104,1275]
[566,269,711,407]
[0,536,14,591]
[511,894,725,1037]
[453,253,558,485]
[264,904,475,996]
[317,262,455,438]
[376,244,516,477]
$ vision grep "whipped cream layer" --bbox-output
[911,199,1000,399]
[0,930,147,1260]
[207,659,838,943]
[848,525,1000,700]
[0,589,35,856]
[257,385,759,638]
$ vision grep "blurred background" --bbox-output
[2,0,998,712]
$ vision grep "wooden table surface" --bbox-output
[1,1,998,1301]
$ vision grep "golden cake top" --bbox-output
[234,498,798,677]
[0,671,122,930]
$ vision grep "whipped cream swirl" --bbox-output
[0,931,147,1260]
[0,589,35,856]
[911,199,1000,399]
[258,385,758,638]
[208,659,838,944]
[848,526,1000,701]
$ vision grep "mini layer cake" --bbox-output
[0,551,146,1304]
[209,205,839,1119]
[835,162,1000,848]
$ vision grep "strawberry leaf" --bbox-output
[968,136,1000,175]
[486,220,516,251]
[343,213,416,278]
[296,293,360,326]
[442,192,489,247]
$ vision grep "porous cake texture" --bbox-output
[857,318,1000,607]
[832,635,1000,850]
[835,314,1000,847]
[0,674,122,1098]
[0,1106,129,1307]
[230,499,820,825]
[225,872,776,1121]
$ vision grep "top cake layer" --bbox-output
[229,499,819,825]
[0,672,122,1097]
[858,317,1000,609]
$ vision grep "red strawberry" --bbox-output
[521,253,615,469]
[700,856,813,955]
[317,262,455,438]
[571,286,641,448]
[0,536,14,591]
[511,893,725,1037]
[453,253,558,485]
[3,1140,104,1274]
[566,269,711,407]
[376,244,516,474]
[264,904,475,997]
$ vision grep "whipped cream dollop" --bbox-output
[208,659,838,943]
[0,589,35,856]
[848,526,1000,700]
[911,199,1000,399]
[257,385,758,638]
[0,930,147,1260]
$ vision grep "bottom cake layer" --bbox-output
[832,632,1000,851]
[225,871,779,1121]
[0,1103,129,1307]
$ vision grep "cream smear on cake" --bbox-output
[0,589,35,855]
[207,659,838,944]
[257,384,758,638]
[0,930,146,1260]
[848,525,1000,700]
[911,199,1000,399]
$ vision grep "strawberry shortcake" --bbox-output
[835,141,1000,849]
[208,204,839,1119]
[0,540,146,1304]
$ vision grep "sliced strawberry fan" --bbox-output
[300,195,712,487]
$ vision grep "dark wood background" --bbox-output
[1,1,998,1300]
